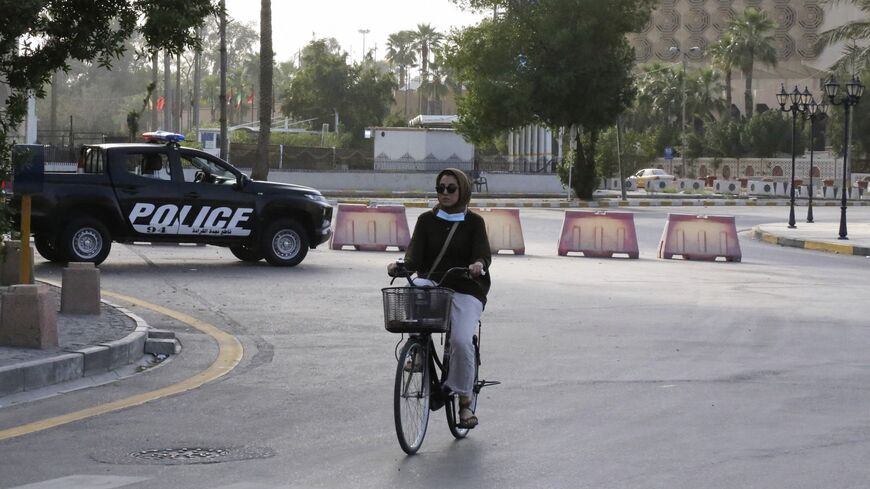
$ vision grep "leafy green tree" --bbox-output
[709,31,739,115]
[727,7,777,119]
[446,0,655,199]
[1,0,218,233]
[816,0,870,72]
[281,39,352,132]
[411,24,444,115]
[704,117,744,158]
[385,30,418,89]
[280,39,396,147]
[742,109,803,157]
[594,126,656,178]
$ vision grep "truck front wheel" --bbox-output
[61,217,112,265]
[261,219,308,267]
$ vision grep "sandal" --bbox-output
[457,407,478,429]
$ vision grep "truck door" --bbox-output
[173,149,257,240]
[111,148,184,237]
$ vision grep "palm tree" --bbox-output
[253,0,273,181]
[411,24,443,115]
[816,0,870,72]
[727,7,777,119]
[385,30,417,89]
[709,31,738,116]
[687,67,727,123]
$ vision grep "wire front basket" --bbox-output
[382,286,454,333]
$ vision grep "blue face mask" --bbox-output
[436,209,466,222]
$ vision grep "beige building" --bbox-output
[628,0,861,115]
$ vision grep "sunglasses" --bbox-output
[436,184,458,195]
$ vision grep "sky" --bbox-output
[224,0,489,64]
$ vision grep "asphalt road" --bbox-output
[1,206,869,489]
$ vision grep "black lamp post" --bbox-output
[825,75,865,239]
[777,84,810,229]
[801,92,827,223]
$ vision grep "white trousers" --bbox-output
[412,279,483,397]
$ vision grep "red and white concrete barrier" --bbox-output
[330,204,411,251]
[657,213,741,262]
[557,210,639,258]
[472,208,525,255]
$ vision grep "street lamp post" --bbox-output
[777,84,810,229]
[801,91,827,223]
[669,45,700,178]
[825,76,865,239]
[358,29,370,62]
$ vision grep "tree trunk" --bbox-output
[219,0,229,160]
[724,69,732,117]
[151,52,158,131]
[193,42,201,131]
[175,52,182,133]
[571,126,599,200]
[744,65,753,119]
[253,0,273,181]
[49,71,58,143]
[163,51,172,131]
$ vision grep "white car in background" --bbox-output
[626,168,677,189]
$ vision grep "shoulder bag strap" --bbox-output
[426,221,460,279]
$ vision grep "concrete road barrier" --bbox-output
[557,210,639,258]
[714,180,741,195]
[646,179,676,192]
[678,179,705,191]
[472,208,525,255]
[657,213,741,262]
[748,181,775,196]
[330,204,411,251]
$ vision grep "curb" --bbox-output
[0,299,150,398]
[752,227,870,257]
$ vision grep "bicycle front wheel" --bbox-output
[394,338,430,454]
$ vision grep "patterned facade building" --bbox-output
[628,0,851,116]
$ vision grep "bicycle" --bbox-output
[382,263,499,455]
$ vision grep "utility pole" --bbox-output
[669,45,700,177]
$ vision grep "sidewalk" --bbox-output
[752,222,870,256]
[0,283,149,400]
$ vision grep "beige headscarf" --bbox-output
[435,168,472,214]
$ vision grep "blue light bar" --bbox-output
[142,131,185,143]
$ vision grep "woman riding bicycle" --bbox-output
[387,168,491,429]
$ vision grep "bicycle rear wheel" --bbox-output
[394,338,430,454]
[446,340,480,439]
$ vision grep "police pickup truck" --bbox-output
[13,132,333,266]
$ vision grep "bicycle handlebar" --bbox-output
[388,261,484,286]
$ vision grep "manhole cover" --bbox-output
[92,446,275,465]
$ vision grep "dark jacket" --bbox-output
[404,209,492,306]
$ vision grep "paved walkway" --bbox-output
[0,284,148,399]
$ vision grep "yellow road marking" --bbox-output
[0,286,243,442]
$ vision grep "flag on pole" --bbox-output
[234,93,242,109]
[247,92,254,106]
[156,96,165,111]
[227,89,234,105]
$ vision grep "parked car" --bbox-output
[626,168,677,189]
